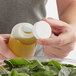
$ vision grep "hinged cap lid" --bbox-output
[32,21,52,39]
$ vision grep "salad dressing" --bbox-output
[8,21,51,58]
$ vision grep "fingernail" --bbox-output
[42,18,47,21]
[42,18,50,24]
[47,17,53,19]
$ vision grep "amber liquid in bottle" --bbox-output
[8,32,37,58]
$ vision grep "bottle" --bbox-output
[8,21,52,59]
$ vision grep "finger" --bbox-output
[43,45,67,58]
[37,38,59,45]
[42,17,67,28]
[42,18,67,35]
[44,51,58,58]
[37,34,60,45]
[0,53,7,60]
[0,38,17,59]
[37,31,75,46]
[54,31,75,46]
[4,49,17,59]
[62,42,75,52]
[3,39,9,44]
[0,34,10,39]
[0,34,10,43]
[57,31,76,46]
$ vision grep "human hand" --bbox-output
[0,34,16,60]
[37,18,76,58]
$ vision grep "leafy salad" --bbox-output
[0,58,76,76]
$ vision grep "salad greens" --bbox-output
[0,58,76,76]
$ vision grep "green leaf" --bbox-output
[0,70,9,74]
[41,61,49,66]
[9,58,30,66]
[0,66,5,70]
[31,70,55,76]
[63,64,76,68]
[12,67,30,74]
[48,60,62,70]
[49,65,59,75]
[69,69,76,76]
[3,58,76,76]
[2,74,8,76]
[4,58,31,70]
[4,60,13,70]
[58,66,72,76]
[10,70,29,76]
[0,70,10,76]
[29,60,45,71]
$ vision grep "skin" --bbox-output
[0,34,16,60]
[37,0,76,58]
[0,0,76,59]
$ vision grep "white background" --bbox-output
[46,0,58,19]
[46,0,76,60]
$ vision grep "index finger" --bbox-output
[37,34,60,45]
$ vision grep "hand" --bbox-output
[37,18,76,58]
[0,34,16,60]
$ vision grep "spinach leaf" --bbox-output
[12,67,30,74]
[1,74,8,76]
[0,70,10,76]
[29,60,45,71]
[58,66,72,76]
[63,64,76,68]
[9,58,30,66]
[69,69,76,76]
[49,65,59,75]
[48,60,62,70]
[10,70,29,76]
[4,60,13,71]
[4,58,31,70]
[0,66,5,70]
[0,70,7,74]
[2,58,76,76]
[41,61,49,66]
[31,70,55,76]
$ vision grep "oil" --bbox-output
[8,21,51,59]
[8,32,37,58]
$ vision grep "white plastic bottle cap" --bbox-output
[32,21,52,39]
[11,23,34,38]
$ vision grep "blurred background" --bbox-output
[45,0,76,59]
[46,0,58,19]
